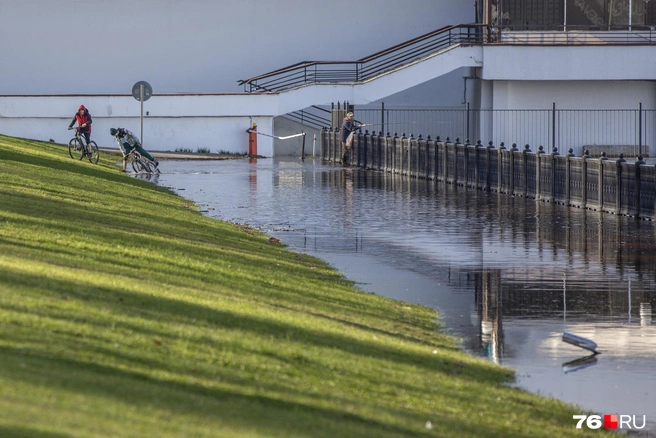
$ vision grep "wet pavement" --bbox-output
[149,157,656,433]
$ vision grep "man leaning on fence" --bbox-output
[340,112,363,165]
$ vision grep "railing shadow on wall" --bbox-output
[321,129,656,220]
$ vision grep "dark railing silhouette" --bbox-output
[285,106,331,130]
[322,129,656,220]
[497,25,656,44]
[238,23,656,93]
[238,24,489,92]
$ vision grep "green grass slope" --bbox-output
[0,134,605,437]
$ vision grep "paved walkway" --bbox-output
[99,148,245,160]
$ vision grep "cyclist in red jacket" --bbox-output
[68,105,93,148]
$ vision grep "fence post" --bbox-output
[509,143,518,195]
[381,101,385,138]
[442,136,448,184]
[463,139,469,187]
[582,149,590,209]
[551,102,556,153]
[426,135,435,180]
[551,147,559,203]
[475,140,482,190]
[498,142,506,193]
[417,134,424,179]
[328,128,334,162]
[616,154,626,215]
[321,128,326,161]
[639,102,643,157]
[385,132,392,173]
[466,102,471,142]
[398,133,405,175]
[408,134,415,177]
[486,141,494,191]
[434,136,441,181]
[635,154,645,218]
[566,148,575,206]
[599,152,608,211]
[536,146,544,201]
[453,137,467,185]
[523,144,531,198]
[367,130,375,169]
[362,130,370,169]
[330,128,342,163]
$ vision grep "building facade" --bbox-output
[1,1,655,156]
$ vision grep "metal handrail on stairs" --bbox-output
[285,106,332,130]
[238,24,490,92]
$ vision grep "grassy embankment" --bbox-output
[0,134,607,437]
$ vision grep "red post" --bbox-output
[248,122,257,157]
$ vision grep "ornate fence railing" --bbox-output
[351,106,656,158]
[322,129,656,220]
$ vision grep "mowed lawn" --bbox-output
[0,134,607,438]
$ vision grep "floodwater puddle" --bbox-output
[154,157,656,433]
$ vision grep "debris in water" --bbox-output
[562,332,599,354]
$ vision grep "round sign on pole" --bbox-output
[132,81,153,101]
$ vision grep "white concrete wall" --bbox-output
[0,95,275,155]
[481,45,656,81]
[491,81,656,110]
[0,0,472,97]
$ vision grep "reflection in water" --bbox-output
[562,354,597,374]
[157,159,656,432]
[132,172,160,185]
[475,270,504,365]
[641,303,653,326]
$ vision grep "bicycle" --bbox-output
[68,127,99,164]
[126,148,160,174]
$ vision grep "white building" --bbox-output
[1,0,655,156]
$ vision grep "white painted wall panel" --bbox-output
[493,81,656,110]
[0,96,275,155]
[482,46,656,81]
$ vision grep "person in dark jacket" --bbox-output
[68,104,93,147]
[110,127,158,172]
[340,112,363,165]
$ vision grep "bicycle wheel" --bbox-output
[131,158,148,173]
[144,160,160,174]
[68,138,84,160]
[87,141,99,164]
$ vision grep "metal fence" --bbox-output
[322,129,656,220]
[352,105,656,158]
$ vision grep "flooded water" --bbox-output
[151,158,656,433]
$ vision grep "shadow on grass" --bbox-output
[1,346,432,438]
[0,198,422,331]
[0,189,247,248]
[0,267,511,384]
[0,425,72,438]
[0,144,128,183]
